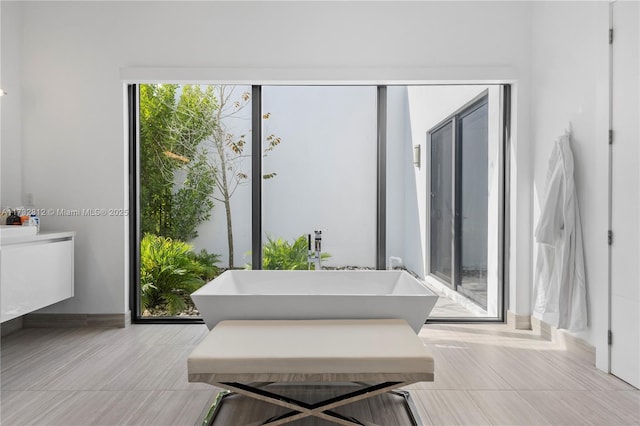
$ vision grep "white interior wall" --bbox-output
[1,1,533,318]
[530,1,610,370]
[0,1,23,208]
[0,3,2,206]
[2,0,626,374]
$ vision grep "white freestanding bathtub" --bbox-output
[191,270,438,333]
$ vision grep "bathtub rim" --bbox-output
[191,269,436,297]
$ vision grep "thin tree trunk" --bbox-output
[224,198,234,268]
[218,154,234,268]
[215,119,234,268]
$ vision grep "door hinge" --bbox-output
[609,28,614,44]
[608,230,613,245]
[609,129,613,145]
[608,330,613,345]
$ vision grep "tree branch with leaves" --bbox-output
[140,84,281,268]
[200,85,281,268]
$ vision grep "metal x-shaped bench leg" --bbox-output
[201,382,423,426]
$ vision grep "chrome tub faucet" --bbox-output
[308,230,322,270]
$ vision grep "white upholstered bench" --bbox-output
[188,318,434,426]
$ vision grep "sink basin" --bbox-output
[0,225,38,239]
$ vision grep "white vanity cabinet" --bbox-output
[0,231,75,323]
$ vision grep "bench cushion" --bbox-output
[188,319,433,382]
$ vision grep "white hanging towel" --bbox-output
[534,132,587,331]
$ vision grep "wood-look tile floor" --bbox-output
[1,323,638,425]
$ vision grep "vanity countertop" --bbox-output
[0,229,75,246]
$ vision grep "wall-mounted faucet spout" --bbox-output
[308,230,322,270]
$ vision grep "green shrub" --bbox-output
[139,84,216,242]
[189,249,221,281]
[255,235,331,270]
[140,234,212,315]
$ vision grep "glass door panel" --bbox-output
[457,101,489,309]
[429,122,453,286]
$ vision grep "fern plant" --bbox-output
[140,234,209,315]
[189,249,221,281]
[258,235,331,270]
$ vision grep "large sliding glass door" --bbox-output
[427,94,492,312]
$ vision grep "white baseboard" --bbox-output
[506,310,532,330]
[531,315,595,365]
[1,316,24,336]
[23,312,130,328]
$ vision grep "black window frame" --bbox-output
[128,84,509,324]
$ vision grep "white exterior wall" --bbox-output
[261,86,378,268]
[1,1,533,320]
